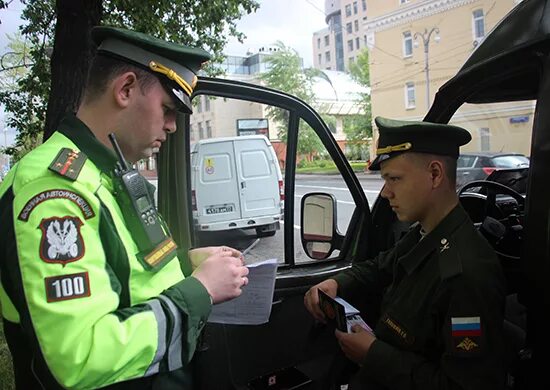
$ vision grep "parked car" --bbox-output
[190,135,283,237]
[457,152,530,188]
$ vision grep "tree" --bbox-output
[259,41,322,158]
[0,0,259,161]
[347,48,372,160]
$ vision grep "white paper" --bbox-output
[335,297,360,315]
[208,258,278,325]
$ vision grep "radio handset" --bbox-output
[108,133,169,255]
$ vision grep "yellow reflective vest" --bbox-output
[0,115,211,389]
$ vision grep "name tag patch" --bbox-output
[39,216,85,265]
[45,272,90,302]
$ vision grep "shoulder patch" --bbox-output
[49,148,87,181]
[18,189,95,221]
[39,216,85,266]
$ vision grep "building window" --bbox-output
[190,124,195,141]
[353,1,358,14]
[196,96,203,113]
[317,38,321,49]
[348,39,354,52]
[345,4,352,17]
[400,0,409,4]
[349,57,355,66]
[356,37,360,49]
[318,53,322,64]
[204,96,210,111]
[472,9,485,40]
[354,20,359,32]
[479,127,490,151]
[324,35,330,46]
[362,0,367,11]
[325,51,331,62]
[206,120,212,138]
[405,82,416,109]
[198,122,204,139]
[403,31,413,57]
[346,22,352,34]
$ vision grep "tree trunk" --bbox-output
[43,0,102,141]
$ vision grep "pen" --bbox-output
[241,238,260,256]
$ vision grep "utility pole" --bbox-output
[414,27,440,110]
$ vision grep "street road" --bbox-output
[187,174,385,265]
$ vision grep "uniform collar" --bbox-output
[398,204,469,275]
[57,114,118,175]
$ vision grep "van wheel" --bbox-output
[256,228,276,238]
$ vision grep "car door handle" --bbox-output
[241,181,246,189]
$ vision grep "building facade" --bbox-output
[365,0,532,156]
[313,0,369,71]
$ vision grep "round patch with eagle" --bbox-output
[39,216,85,265]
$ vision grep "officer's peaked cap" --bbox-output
[92,26,211,113]
[369,116,471,171]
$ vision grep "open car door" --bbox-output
[156,77,375,389]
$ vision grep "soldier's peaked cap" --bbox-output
[92,26,211,113]
[369,116,471,171]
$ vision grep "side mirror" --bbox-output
[301,193,338,260]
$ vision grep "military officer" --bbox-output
[304,117,507,389]
[0,26,249,389]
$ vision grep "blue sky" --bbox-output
[0,0,327,146]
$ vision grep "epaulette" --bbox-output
[48,148,87,181]
[437,237,463,280]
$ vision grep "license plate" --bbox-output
[205,205,234,215]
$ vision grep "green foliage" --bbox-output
[0,0,259,160]
[259,41,322,155]
[346,48,373,160]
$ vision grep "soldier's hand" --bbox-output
[303,279,338,322]
[335,325,376,365]
[188,246,242,271]
[192,250,249,304]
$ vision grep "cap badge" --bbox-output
[376,142,412,155]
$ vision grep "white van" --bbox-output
[190,135,284,237]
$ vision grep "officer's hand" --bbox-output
[335,325,376,365]
[189,246,242,271]
[191,251,249,304]
[303,279,338,322]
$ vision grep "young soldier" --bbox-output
[0,26,249,389]
[304,117,506,389]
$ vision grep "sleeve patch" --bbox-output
[48,148,87,181]
[451,316,481,353]
[39,216,85,265]
[18,189,95,221]
[45,272,91,302]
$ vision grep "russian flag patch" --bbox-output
[451,317,481,352]
[451,316,481,336]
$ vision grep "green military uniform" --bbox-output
[0,27,212,389]
[333,117,507,389]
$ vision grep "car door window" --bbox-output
[188,94,286,265]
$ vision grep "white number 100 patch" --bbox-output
[45,272,90,302]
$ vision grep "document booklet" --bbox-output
[318,290,372,333]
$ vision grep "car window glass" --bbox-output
[492,155,530,168]
[449,101,534,188]
[188,94,285,265]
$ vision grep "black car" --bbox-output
[457,152,530,188]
